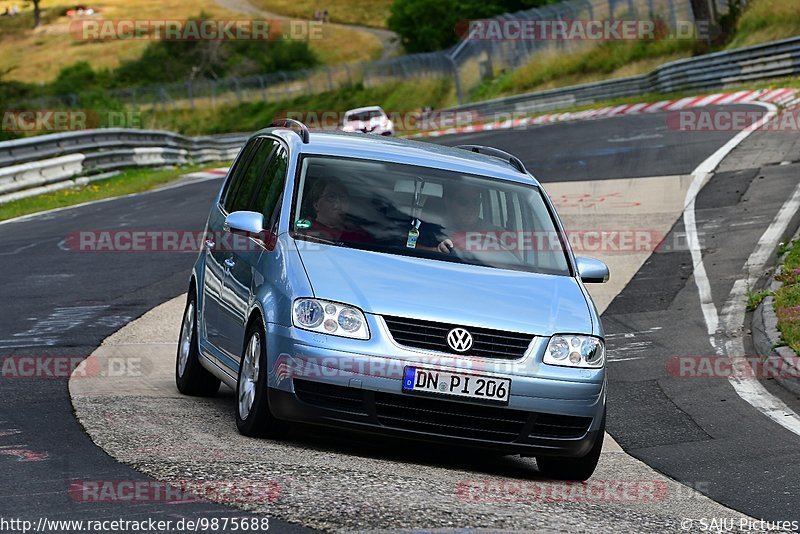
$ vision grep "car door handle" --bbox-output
[205,239,215,249]
[224,258,235,268]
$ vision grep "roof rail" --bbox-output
[270,118,310,144]
[454,145,527,175]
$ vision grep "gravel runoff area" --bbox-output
[69,295,759,533]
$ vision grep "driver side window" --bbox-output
[222,138,278,213]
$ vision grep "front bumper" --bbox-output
[266,322,606,457]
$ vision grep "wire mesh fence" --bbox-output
[11,0,719,112]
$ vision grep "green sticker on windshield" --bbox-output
[295,219,312,230]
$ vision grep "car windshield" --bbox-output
[291,156,571,276]
[346,110,384,121]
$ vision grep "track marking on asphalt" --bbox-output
[683,102,800,436]
[545,174,694,312]
[605,328,664,363]
[69,295,757,529]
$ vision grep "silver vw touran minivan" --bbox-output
[176,120,610,480]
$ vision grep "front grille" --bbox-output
[530,413,592,439]
[292,379,593,443]
[382,315,534,359]
[374,391,529,442]
[294,379,367,414]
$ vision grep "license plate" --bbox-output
[402,366,511,404]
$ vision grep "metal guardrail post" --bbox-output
[281,72,290,98]
[186,82,194,109]
[344,63,352,86]
[668,0,677,29]
[446,55,464,106]
[234,78,242,102]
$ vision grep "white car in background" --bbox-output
[341,106,394,136]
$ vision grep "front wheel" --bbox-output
[536,410,605,481]
[175,290,220,397]
[235,320,290,439]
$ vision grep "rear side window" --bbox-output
[219,139,259,211]
[224,138,278,213]
[253,146,289,229]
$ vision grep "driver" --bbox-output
[302,177,372,243]
[433,183,496,254]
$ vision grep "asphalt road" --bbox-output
[0,179,310,532]
[426,105,763,182]
[1,104,798,529]
[434,107,800,522]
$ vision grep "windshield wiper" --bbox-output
[296,233,341,246]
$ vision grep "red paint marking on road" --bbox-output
[0,447,49,462]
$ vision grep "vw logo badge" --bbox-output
[446,327,473,353]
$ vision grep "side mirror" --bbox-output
[224,211,264,237]
[575,256,609,283]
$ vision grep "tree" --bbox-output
[23,0,42,28]
[388,0,558,53]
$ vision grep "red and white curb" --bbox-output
[404,88,800,139]
[183,167,229,179]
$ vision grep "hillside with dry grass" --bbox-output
[0,0,384,83]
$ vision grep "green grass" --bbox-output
[774,238,800,353]
[747,289,773,311]
[0,162,229,221]
[148,78,455,136]
[470,39,696,102]
[727,0,800,49]
[469,0,800,103]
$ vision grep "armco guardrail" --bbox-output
[0,129,246,204]
[5,34,800,204]
[444,36,800,117]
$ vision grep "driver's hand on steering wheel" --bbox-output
[437,239,454,253]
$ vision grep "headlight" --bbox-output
[292,298,370,340]
[544,334,604,368]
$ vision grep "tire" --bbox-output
[175,289,221,397]
[535,410,605,481]
[235,319,290,439]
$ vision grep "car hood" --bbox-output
[295,243,592,336]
